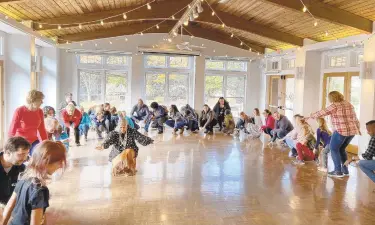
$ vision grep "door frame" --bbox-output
[267,74,294,114]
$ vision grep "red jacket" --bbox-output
[62,109,82,128]
[261,115,275,130]
[8,106,48,143]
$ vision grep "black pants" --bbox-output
[217,114,224,129]
[201,119,218,132]
[264,127,272,136]
[187,120,199,131]
[66,122,80,144]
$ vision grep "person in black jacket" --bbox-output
[0,137,30,205]
[103,102,113,133]
[212,97,231,131]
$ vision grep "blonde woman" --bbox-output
[61,103,82,146]
[8,90,48,155]
[314,118,332,173]
[292,117,316,165]
[247,108,263,138]
[309,91,360,178]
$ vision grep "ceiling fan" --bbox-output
[176,42,206,51]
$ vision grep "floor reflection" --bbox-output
[46,130,375,225]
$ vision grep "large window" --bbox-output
[77,54,130,110]
[205,59,247,117]
[144,55,192,108]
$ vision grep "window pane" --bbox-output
[105,71,128,111]
[146,73,166,104]
[169,56,189,68]
[146,55,166,67]
[106,56,127,65]
[226,98,244,118]
[79,55,102,64]
[350,76,360,118]
[285,78,295,120]
[227,61,246,71]
[358,54,363,65]
[205,76,224,107]
[226,76,245,117]
[206,60,225,70]
[169,74,189,108]
[79,70,103,109]
[326,76,345,108]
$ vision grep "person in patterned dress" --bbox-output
[96,118,154,176]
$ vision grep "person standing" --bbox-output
[8,90,48,155]
[309,91,360,178]
[61,103,82,146]
[0,137,30,205]
[213,97,231,131]
[58,92,77,114]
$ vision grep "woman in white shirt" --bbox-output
[247,108,263,138]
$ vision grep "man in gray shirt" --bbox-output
[130,99,150,129]
[271,111,294,143]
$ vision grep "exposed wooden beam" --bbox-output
[0,0,23,3]
[57,20,265,53]
[34,0,191,31]
[198,4,303,46]
[260,0,373,33]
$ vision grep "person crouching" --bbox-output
[223,109,235,135]
[95,118,154,176]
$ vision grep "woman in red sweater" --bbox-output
[261,109,275,136]
[8,90,48,155]
[61,103,82,146]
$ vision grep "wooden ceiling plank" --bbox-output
[33,0,191,31]
[198,5,303,46]
[58,20,264,53]
[260,0,373,33]
[0,0,23,3]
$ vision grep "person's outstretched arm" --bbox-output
[2,193,17,225]
[134,130,154,146]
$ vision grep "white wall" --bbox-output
[4,34,33,130]
[39,47,59,109]
[58,51,78,104]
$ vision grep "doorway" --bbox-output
[322,72,360,154]
[268,75,295,119]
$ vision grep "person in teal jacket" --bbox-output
[79,106,91,141]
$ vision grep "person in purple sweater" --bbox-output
[314,118,332,173]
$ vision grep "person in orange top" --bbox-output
[61,103,82,146]
[8,90,48,155]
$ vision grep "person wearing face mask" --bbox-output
[8,90,48,155]
[61,103,82,146]
[0,137,30,205]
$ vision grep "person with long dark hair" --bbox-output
[213,97,231,131]
[260,109,275,136]
[200,104,217,134]
[165,105,186,135]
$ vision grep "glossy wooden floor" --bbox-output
[46,129,375,225]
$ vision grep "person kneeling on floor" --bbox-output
[96,118,154,176]
[344,120,375,185]
[223,109,235,135]
[292,117,317,165]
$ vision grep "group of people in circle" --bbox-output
[1,88,375,224]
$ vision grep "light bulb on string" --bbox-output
[197,2,203,13]
[168,38,172,42]
[188,4,191,9]
[213,49,216,53]
[353,43,356,47]
[302,6,307,12]
[66,41,69,44]
[257,52,260,55]
[172,15,175,19]
[100,20,104,26]
[109,41,112,44]
[221,23,225,28]
[314,21,318,26]
[335,38,338,42]
[125,38,128,41]
[80,43,83,46]
[140,32,144,36]
[123,13,127,19]
[156,24,160,29]
[58,25,62,30]
[249,48,252,51]
[39,24,43,28]
[95,43,98,47]
[79,24,82,29]
[147,3,151,10]
[190,35,194,39]
[193,8,199,19]
[325,31,328,37]
[212,11,215,16]
[240,42,243,46]
[184,20,189,26]
[230,33,234,38]
[5,15,8,19]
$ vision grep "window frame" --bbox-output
[205,59,247,72]
[144,54,191,69]
[76,54,130,109]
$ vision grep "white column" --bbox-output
[358,24,375,154]
[246,60,261,114]
[294,48,322,116]
[194,56,205,110]
[130,54,144,108]
[40,46,59,109]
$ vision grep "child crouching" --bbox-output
[223,109,235,135]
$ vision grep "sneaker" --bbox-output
[172,128,178,135]
[204,129,209,134]
[157,130,163,134]
[343,172,349,177]
[327,171,344,178]
[292,159,305,165]
[179,127,184,134]
[76,143,81,147]
[85,136,88,141]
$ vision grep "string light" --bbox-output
[302,6,307,12]
[230,33,234,38]
[213,49,216,52]
[249,48,252,51]
[147,3,151,10]
[79,24,82,29]
[123,13,127,19]
[5,15,8,19]
[95,43,98,47]
[66,41,69,44]
[109,41,112,44]
[125,38,128,41]
[100,20,104,25]
[221,23,225,28]
[172,15,175,19]
[190,35,194,39]
[58,25,61,29]
[184,20,189,26]
[156,24,160,29]
[212,11,215,16]
[188,4,191,9]
[39,24,43,28]
[240,42,243,46]
[80,43,83,46]
[325,31,329,37]
[314,21,318,26]
[140,32,144,35]
[168,38,172,42]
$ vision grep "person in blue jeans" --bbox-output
[309,91,360,178]
[283,114,304,157]
[165,105,186,135]
[79,106,91,141]
[345,120,375,184]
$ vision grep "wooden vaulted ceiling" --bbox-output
[0,0,374,53]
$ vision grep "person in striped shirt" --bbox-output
[309,91,360,178]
